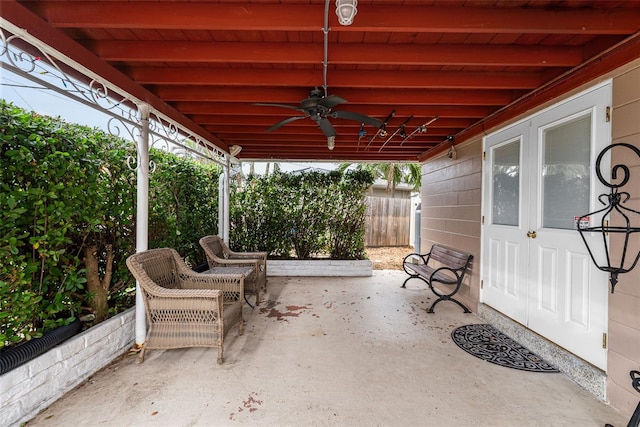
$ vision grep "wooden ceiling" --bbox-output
[5,1,640,162]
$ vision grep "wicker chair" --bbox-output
[126,248,244,364]
[199,235,267,306]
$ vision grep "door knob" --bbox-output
[527,231,537,239]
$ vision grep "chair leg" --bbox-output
[136,346,146,364]
[217,346,224,364]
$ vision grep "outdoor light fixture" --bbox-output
[336,0,357,26]
[446,136,457,160]
[577,143,640,293]
[327,136,336,150]
[229,145,242,157]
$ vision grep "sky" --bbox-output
[1,67,339,175]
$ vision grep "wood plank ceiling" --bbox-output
[5,0,640,162]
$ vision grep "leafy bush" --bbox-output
[1,102,119,346]
[148,150,220,265]
[0,101,221,349]
[230,169,373,259]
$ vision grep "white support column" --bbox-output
[218,172,225,239]
[135,104,150,346]
[223,157,231,244]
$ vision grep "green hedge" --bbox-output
[0,100,372,350]
[229,169,373,259]
[0,101,220,348]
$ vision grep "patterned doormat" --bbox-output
[451,324,559,373]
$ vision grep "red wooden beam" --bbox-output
[129,67,542,90]
[26,2,640,35]
[92,41,583,67]
[174,102,494,118]
[156,86,517,105]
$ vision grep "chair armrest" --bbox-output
[143,283,222,299]
[226,249,267,260]
[144,283,223,300]
[143,287,223,318]
[210,257,259,269]
[179,271,245,302]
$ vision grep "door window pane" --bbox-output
[492,140,520,226]
[542,115,591,229]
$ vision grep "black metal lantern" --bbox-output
[577,143,640,293]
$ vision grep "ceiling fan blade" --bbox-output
[331,111,383,128]
[267,116,307,132]
[254,102,303,111]
[318,95,347,109]
[317,118,337,137]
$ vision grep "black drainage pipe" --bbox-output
[192,262,209,273]
[0,320,82,375]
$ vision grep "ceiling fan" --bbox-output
[254,87,383,139]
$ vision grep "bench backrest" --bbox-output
[428,244,473,273]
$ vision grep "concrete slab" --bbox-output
[25,271,629,427]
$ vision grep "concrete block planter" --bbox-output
[268,259,373,276]
[0,307,135,427]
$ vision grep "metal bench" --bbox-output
[401,244,473,313]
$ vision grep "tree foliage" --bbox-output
[338,162,422,195]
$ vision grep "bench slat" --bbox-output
[429,246,470,270]
[404,264,457,284]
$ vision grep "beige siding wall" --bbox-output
[607,62,640,416]
[420,140,482,310]
[420,57,640,417]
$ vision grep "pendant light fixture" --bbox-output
[336,0,358,26]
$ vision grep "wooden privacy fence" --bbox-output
[364,196,411,247]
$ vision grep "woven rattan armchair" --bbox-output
[126,248,244,364]
[199,235,267,306]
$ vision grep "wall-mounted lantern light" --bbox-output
[577,143,640,293]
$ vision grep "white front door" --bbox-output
[482,123,530,322]
[481,83,611,370]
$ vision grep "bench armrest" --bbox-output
[429,265,462,285]
[403,252,429,265]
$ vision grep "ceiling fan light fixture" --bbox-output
[327,136,336,150]
[336,0,357,26]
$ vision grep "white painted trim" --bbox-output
[268,260,373,276]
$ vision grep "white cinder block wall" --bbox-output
[0,308,135,427]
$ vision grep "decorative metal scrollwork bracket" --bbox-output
[577,143,640,293]
[605,370,640,427]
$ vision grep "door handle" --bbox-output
[527,231,537,239]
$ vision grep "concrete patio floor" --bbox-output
[26,271,629,427]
